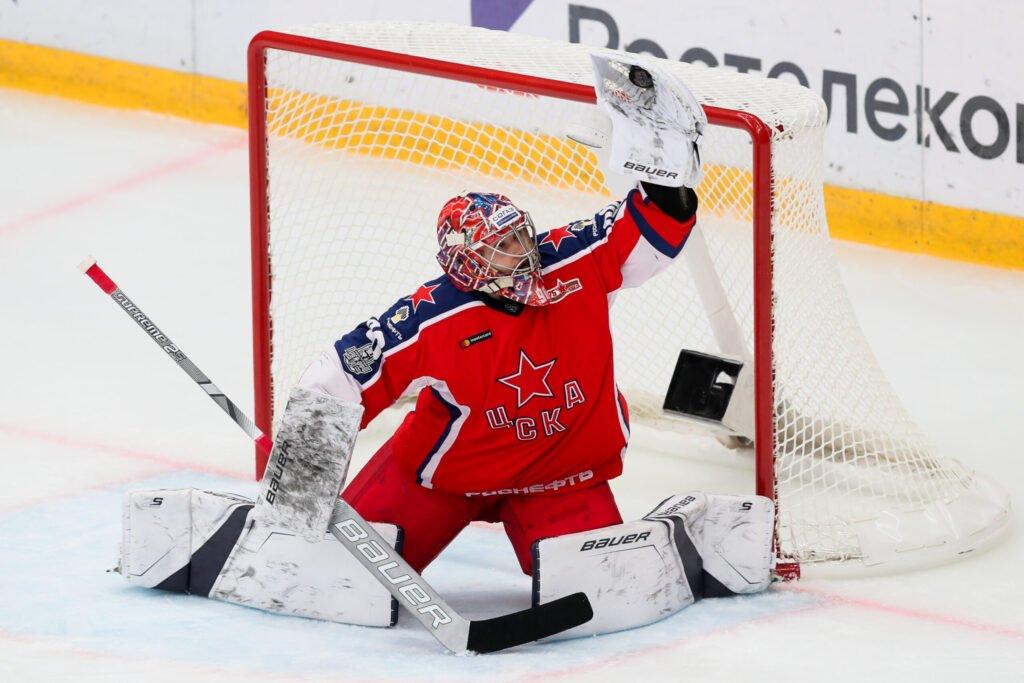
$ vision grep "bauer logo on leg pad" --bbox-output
[536,519,693,639]
[644,493,703,522]
[579,531,650,552]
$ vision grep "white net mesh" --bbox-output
[253,22,1007,568]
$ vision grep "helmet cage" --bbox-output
[437,193,549,306]
[466,211,539,277]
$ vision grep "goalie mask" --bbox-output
[436,192,550,306]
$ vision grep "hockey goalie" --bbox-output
[118,52,775,639]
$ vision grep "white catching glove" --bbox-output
[589,52,706,188]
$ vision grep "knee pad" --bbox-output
[119,488,401,627]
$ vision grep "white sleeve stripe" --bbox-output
[405,378,471,489]
[614,384,630,446]
[296,350,364,404]
[615,236,673,291]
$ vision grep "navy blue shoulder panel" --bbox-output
[332,275,475,383]
[537,195,628,268]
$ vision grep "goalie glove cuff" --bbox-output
[640,182,699,222]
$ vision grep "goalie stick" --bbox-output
[79,256,593,654]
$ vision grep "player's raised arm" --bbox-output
[564,53,705,292]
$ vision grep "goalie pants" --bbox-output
[343,435,622,575]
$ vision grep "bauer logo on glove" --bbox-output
[623,160,679,180]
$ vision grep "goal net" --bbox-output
[248,22,1009,573]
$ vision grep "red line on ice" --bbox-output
[0,627,380,682]
[0,136,245,238]
[784,583,1024,640]
[0,464,174,516]
[528,582,1022,681]
[0,422,248,481]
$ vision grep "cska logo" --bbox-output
[488,349,587,442]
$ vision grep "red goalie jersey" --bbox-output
[299,186,696,496]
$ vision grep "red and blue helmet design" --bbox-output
[436,192,550,307]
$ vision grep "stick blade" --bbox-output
[465,592,592,654]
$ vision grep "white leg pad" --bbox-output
[210,517,400,626]
[120,488,250,589]
[119,488,400,627]
[534,520,694,639]
[534,492,775,638]
[646,493,775,595]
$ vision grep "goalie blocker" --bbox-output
[533,492,774,638]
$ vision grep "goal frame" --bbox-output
[247,29,783,565]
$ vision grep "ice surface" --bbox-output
[0,89,1021,681]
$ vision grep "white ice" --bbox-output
[0,89,1022,682]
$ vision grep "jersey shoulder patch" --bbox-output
[333,275,477,382]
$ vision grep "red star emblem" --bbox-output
[498,349,556,408]
[409,283,440,312]
[540,226,575,251]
